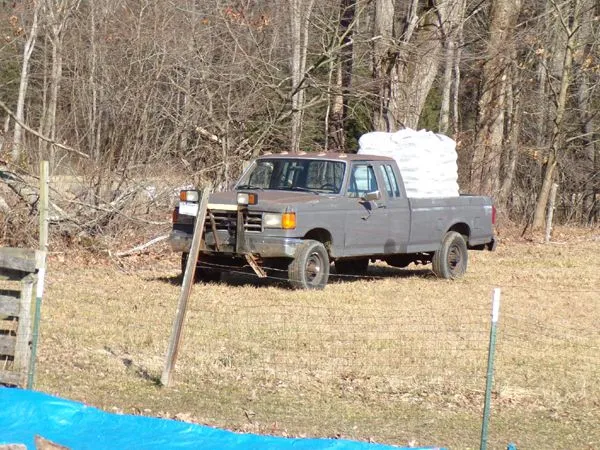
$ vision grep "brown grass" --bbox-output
[32,226,600,450]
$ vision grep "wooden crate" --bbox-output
[0,248,44,387]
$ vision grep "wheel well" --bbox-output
[448,223,470,240]
[304,228,333,254]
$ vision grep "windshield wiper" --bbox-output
[236,184,264,190]
[290,186,319,195]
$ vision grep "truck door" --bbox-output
[378,163,411,253]
[343,163,389,256]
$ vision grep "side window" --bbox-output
[348,165,378,198]
[382,164,400,197]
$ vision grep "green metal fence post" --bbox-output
[480,288,501,450]
[27,161,49,389]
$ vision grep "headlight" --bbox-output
[263,213,282,228]
[263,212,296,229]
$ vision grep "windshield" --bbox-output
[237,158,346,194]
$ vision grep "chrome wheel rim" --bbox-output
[305,251,322,283]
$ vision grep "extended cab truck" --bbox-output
[169,153,496,289]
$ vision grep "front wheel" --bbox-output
[432,232,468,279]
[288,240,330,290]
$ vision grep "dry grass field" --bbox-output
[24,227,600,449]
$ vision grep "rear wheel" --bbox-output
[334,258,369,275]
[288,240,329,290]
[181,253,221,283]
[432,232,468,279]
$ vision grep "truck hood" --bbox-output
[209,190,324,210]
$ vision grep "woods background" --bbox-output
[0,0,598,247]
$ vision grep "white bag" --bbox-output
[358,128,460,198]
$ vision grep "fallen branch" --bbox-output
[114,234,169,257]
[0,100,89,159]
[0,164,38,207]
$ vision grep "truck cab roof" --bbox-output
[256,152,395,163]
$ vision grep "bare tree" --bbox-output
[532,0,580,229]
[438,0,466,135]
[290,0,316,152]
[372,0,457,131]
[327,0,356,151]
[38,0,81,164]
[11,0,40,163]
[470,0,522,196]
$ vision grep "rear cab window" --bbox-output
[379,164,401,198]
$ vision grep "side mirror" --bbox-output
[362,190,381,202]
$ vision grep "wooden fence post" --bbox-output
[161,186,211,387]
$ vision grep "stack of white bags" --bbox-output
[358,128,460,198]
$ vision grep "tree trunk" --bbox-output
[575,0,597,224]
[290,0,315,152]
[499,69,522,207]
[532,0,551,152]
[532,0,579,229]
[439,39,454,135]
[439,0,466,134]
[471,0,522,195]
[373,0,458,131]
[329,62,345,151]
[12,2,41,163]
[451,17,464,137]
[372,0,405,131]
[44,34,63,164]
[328,0,355,151]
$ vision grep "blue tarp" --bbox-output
[0,388,444,450]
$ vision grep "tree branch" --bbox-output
[0,100,90,159]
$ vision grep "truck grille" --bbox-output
[205,210,263,233]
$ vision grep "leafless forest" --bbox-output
[0,0,598,245]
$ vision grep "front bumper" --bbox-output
[169,229,303,258]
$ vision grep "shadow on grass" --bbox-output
[147,264,435,289]
[330,265,434,284]
[104,346,162,386]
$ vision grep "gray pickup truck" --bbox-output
[170,152,496,289]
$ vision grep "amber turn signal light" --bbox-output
[281,212,296,229]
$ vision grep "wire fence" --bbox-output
[138,261,599,444]
[3,257,599,448]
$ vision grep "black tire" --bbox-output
[432,231,468,279]
[335,258,369,275]
[288,240,330,290]
[181,253,221,283]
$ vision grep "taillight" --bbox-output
[172,208,179,224]
[492,205,496,225]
